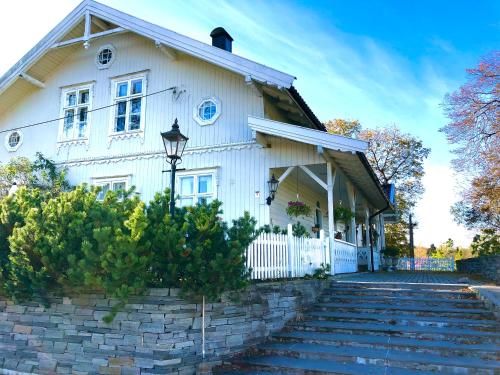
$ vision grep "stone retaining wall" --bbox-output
[0,279,327,374]
[456,254,500,284]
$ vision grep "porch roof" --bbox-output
[248,116,392,210]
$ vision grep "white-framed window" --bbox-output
[193,97,221,125]
[177,169,217,207]
[59,84,93,141]
[110,74,147,134]
[95,44,116,69]
[93,176,130,200]
[4,130,23,152]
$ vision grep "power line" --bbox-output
[0,86,177,135]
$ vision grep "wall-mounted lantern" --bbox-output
[266,174,279,205]
[161,118,189,216]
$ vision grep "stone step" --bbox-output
[327,286,477,299]
[229,355,439,374]
[256,342,499,374]
[306,310,500,331]
[291,320,500,344]
[316,301,495,319]
[319,294,484,307]
[332,281,468,291]
[272,330,500,360]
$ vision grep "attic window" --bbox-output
[5,131,23,152]
[96,45,116,69]
[193,97,221,125]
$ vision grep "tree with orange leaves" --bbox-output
[441,52,499,231]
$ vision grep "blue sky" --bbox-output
[1,0,499,246]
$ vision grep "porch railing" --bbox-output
[396,257,455,272]
[246,232,359,279]
[333,239,358,274]
[246,232,329,279]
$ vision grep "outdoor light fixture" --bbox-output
[8,182,18,196]
[161,118,189,216]
[266,174,279,205]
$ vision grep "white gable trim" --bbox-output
[248,116,367,153]
[0,0,295,97]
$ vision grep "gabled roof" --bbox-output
[248,116,392,209]
[0,0,296,99]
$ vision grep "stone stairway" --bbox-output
[215,280,500,374]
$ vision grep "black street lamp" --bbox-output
[161,118,189,216]
[266,174,279,205]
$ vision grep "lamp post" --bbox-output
[8,182,18,196]
[161,119,189,217]
[266,174,279,205]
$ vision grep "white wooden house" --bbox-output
[0,1,393,275]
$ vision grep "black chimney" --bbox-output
[210,27,233,52]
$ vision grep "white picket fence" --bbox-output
[332,239,358,274]
[396,257,455,271]
[246,231,359,279]
[246,232,330,279]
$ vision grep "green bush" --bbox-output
[180,201,257,299]
[0,184,258,319]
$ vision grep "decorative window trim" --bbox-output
[193,97,221,126]
[4,130,23,152]
[92,175,131,200]
[58,83,93,145]
[176,168,218,207]
[108,73,147,146]
[95,44,116,69]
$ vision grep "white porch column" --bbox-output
[375,215,382,251]
[364,207,371,270]
[364,207,370,248]
[327,162,336,275]
[347,182,356,244]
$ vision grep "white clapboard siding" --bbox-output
[246,232,330,280]
[332,239,358,274]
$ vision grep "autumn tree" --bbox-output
[441,51,499,231]
[324,119,361,138]
[326,121,431,255]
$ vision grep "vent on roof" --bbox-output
[210,27,233,52]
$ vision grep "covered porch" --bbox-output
[247,116,392,276]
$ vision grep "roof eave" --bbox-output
[0,0,296,96]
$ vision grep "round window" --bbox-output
[194,97,221,125]
[95,45,116,69]
[199,100,217,121]
[5,131,23,151]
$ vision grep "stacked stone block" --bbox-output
[0,280,327,374]
[456,255,500,284]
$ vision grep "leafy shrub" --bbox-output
[471,229,500,256]
[304,263,330,280]
[258,222,311,238]
[180,201,257,299]
[0,185,258,319]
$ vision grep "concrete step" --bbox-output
[229,355,439,374]
[319,294,484,308]
[291,320,500,344]
[327,286,477,299]
[272,330,500,360]
[332,281,468,291]
[306,310,500,331]
[256,342,499,374]
[316,301,496,319]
